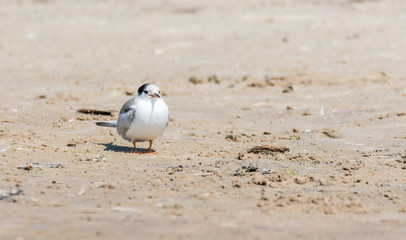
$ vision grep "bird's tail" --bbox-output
[95,121,117,128]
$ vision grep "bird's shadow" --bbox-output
[96,142,155,154]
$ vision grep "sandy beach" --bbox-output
[1,0,406,239]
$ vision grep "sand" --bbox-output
[1,0,406,239]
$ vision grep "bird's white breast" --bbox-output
[125,98,169,141]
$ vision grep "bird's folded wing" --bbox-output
[117,98,137,137]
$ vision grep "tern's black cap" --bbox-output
[137,83,152,95]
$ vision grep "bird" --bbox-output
[96,83,169,154]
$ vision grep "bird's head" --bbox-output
[137,83,161,99]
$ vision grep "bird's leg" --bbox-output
[133,140,142,155]
[147,140,157,154]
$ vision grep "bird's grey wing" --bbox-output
[116,98,136,139]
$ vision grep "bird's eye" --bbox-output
[143,90,148,94]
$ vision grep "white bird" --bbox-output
[96,83,169,154]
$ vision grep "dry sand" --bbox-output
[1,0,406,239]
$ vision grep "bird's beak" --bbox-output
[150,94,160,98]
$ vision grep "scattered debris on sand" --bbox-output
[0,188,23,200]
[18,163,64,171]
[248,145,290,154]
[77,109,115,115]
[322,128,344,138]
